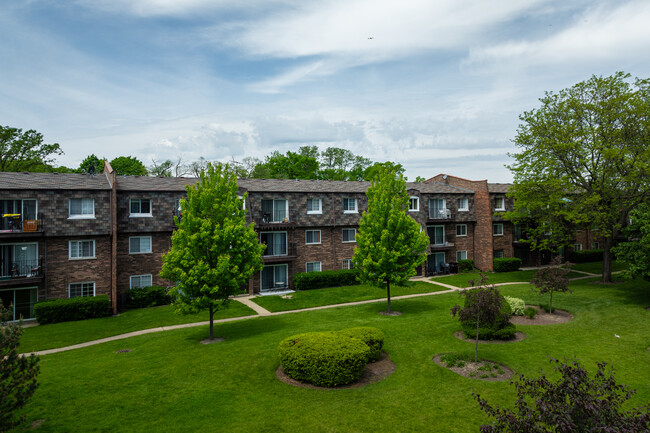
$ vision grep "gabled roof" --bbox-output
[115,175,197,192]
[0,171,111,190]
[488,183,511,193]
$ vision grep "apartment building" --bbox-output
[1,169,555,321]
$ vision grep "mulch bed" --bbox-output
[276,352,396,389]
[454,330,526,344]
[433,354,514,381]
[510,306,573,325]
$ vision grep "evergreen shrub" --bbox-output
[126,285,170,308]
[457,259,475,272]
[34,295,111,324]
[293,269,360,290]
[567,249,603,263]
[460,291,515,340]
[338,327,384,362]
[493,257,522,272]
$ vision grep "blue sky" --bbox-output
[2,0,649,181]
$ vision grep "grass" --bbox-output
[571,260,628,274]
[19,302,256,353]
[11,277,650,432]
[431,270,537,288]
[251,281,449,312]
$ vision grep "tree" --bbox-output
[505,72,650,283]
[160,163,265,340]
[363,161,406,181]
[149,159,173,177]
[0,125,63,172]
[475,358,650,432]
[612,204,650,281]
[352,165,429,314]
[319,147,371,180]
[78,154,106,174]
[530,256,572,313]
[1,301,40,431]
[262,147,320,179]
[110,156,148,176]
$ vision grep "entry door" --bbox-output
[427,252,446,273]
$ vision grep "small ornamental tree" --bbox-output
[352,166,429,314]
[530,256,571,314]
[475,358,650,433]
[1,301,40,431]
[160,163,265,340]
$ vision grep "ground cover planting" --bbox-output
[10,277,650,432]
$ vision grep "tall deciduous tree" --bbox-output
[78,154,106,174]
[110,156,148,176]
[160,163,265,340]
[1,301,40,431]
[612,204,650,282]
[506,72,650,282]
[0,126,63,172]
[353,166,429,314]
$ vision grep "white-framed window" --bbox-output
[456,250,467,261]
[458,198,469,212]
[495,197,505,211]
[129,236,152,254]
[305,230,321,244]
[591,242,599,249]
[305,261,322,273]
[342,259,352,270]
[456,224,467,237]
[130,198,152,217]
[408,196,419,212]
[342,228,356,243]
[307,198,322,214]
[130,274,153,289]
[260,232,287,256]
[343,198,358,213]
[494,250,504,259]
[574,243,582,251]
[69,240,95,259]
[69,198,95,219]
[493,223,504,236]
[237,195,246,210]
[69,281,95,298]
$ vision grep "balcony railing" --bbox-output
[0,217,41,234]
[0,258,42,279]
[428,209,452,220]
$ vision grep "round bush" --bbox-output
[504,296,525,316]
[278,331,371,387]
[338,327,384,362]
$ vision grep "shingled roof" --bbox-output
[237,178,474,193]
[488,183,511,193]
[0,171,111,190]
[115,175,198,192]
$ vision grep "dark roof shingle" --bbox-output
[0,172,111,190]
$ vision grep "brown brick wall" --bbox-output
[492,222,514,258]
[116,232,172,299]
[116,191,182,233]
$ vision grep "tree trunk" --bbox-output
[475,316,480,362]
[209,304,214,340]
[602,235,615,283]
[549,291,553,315]
[386,279,391,313]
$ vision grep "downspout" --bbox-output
[105,161,118,315]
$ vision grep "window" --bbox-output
[342,228,356,243]
[307,198,322,214]
[261,264,288,291]
[591,242,599,249]
[495,197,505,211]
[428,199,449,219]
[458,198,469,212]
[408,196,419,212]
[343,198,358,213]
[130,274,152,289]
[456,250,467,261]
[69,198,94,219]
[260,232,287,256]
[237,195,246,210]
[493,223,504,236]
[342,259,352,270]
[494,250,504,259]
[306,262,321,272]
[130,198,152,217]
[305,230,321,244]
[427,226,445,245]
[574,243,582,251]
[69,281,95,298]
[456,224,467,237]
[261,199,288,223]
[129,236,152,254]
[69,240,95,259]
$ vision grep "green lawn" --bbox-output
[431,270,538,288]
[571,260,628,274]
[11,278,650,432]
[250,281,449,312]
[20,302,256,353]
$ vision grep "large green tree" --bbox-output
[110,156,148,176]
[0,125,63,172]
[78,154,106,174]
[160,163,265,340]
[612,204,650,281]
[353,166,429,314]
[506,72,650,282]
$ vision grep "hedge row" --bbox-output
[493,257,522,272]
[293,269,360,290]
[126,285,171,308]
[457,259,475,273]
[567,249,603,263]
[34,295,111,324]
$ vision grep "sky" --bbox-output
[1,0,649,182]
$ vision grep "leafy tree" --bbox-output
[505,72,650,283]
[530,256,572,314]
[149,159,173,177]
[78,154,106,174]
[475,358,650,432]
[160,163,265,340]
[414,176,426,182]
[110,156,148,176]
[1,301,40,431]
[450,274,507,361]
[262,147,320,179]
[612,204,650,281]
[353,165,429,314]
[363,161,406,181]
[319,147,372,180]
[0,125,63,172]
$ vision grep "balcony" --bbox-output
[262,242,297,264]
[0,216,43,239]
[430,241,455,251]
[0,258,44,287]
[256,209,295,229]
[428,208,452,221]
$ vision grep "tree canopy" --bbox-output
[78,154,106,174]
[159,163,265,340]
[505,72,650,282]
[0,125,63,172]
[612,204,650,281]
[352,165,429,314]
[110,156,148,176]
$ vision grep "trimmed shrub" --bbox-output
[34,295,111,324]
[504,296,525,316]
[524,307,537,319]
[126,285,170,308]
[293,269,360,291]
[567,249,603,263]
[279,331,371,387]
[461,291,515,340]
[458,259,475,273]
[493,257,522,272]
[338,327,384,362]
